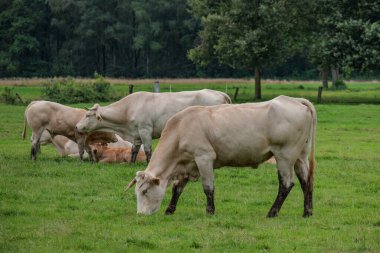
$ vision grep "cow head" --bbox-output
[76,104,103,132]
[126,171,166,215]
[90,143,107,162]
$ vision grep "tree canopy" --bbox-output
[0,0,379,87]
[309,0,380,87]
[188,0,314,99]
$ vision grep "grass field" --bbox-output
[1,81,380,252]
[1,78,380,104]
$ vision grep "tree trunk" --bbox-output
[102,44,106,75]
[331,68,339,87]
[254,66,262,100]
[322,68,328,88]
[146,55,149,76]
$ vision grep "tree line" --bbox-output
[0,0,379,88]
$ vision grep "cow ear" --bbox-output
[150,177,160,186]
[96,112,103,121]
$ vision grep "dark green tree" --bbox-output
[47,0,83,76]
[309,0,380,88]
[130,0,199,77]
[0,0,51,76]
[188,0,313,100]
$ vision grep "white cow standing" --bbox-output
[76,89,231,162]
[22,101,117,160]
[126,96,317,217]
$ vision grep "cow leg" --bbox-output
[143,145,152,163]
[195,154,216,214]
[165,178,189,215]
[77,140,85,161]
[85,145,93,161]
[30,129,44,160]
[295,158,313,217]
[138,128,153,163]
[36,143,41,153]
[131,142,142,163]
[267,159,295,217]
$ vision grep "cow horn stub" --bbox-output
[90,103,100,111]
[125,178,137,191]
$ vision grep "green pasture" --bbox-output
[1,80,380,104]
[1,83,380,252]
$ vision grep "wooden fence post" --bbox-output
[129,84,134,94]
[233,87,240,101]
[317,86,323,103]
[154,80,159,93]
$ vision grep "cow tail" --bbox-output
[304,99,317,188]
[22,111,27,140]
[22,101,34,140]
[222,92,232,104]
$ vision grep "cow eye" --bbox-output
[142,189,148,195]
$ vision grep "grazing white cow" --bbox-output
[22,101,117,160]
[126,96,317,217]
[76,89,231,163]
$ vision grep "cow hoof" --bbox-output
[206,208,215,215]
[302,211,313,218]
[266,210,279,218]
[165,209,176,215]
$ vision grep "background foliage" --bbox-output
[0,0,379,80]
[40,74,120,104]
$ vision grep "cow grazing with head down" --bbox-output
[22,101,117,160]
[90,143,146,163]
[126,95,317,217]
[76,89,231,163]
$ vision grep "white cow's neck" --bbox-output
[100,103,129,124]
[145,135,180,183]
[93,99,131,136]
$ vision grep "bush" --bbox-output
[41,76,120,104]
[331,80,348,90]
[0,87,25,105]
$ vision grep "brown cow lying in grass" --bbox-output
[90,143,146,163]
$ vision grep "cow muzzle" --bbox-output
[75,125,86,133]
[137,206,159,215]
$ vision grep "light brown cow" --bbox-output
[40,131,141,158]
[126,96,316,217]
[22,101,117,160]
[90,143,146,163]
[76,89,231,163]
